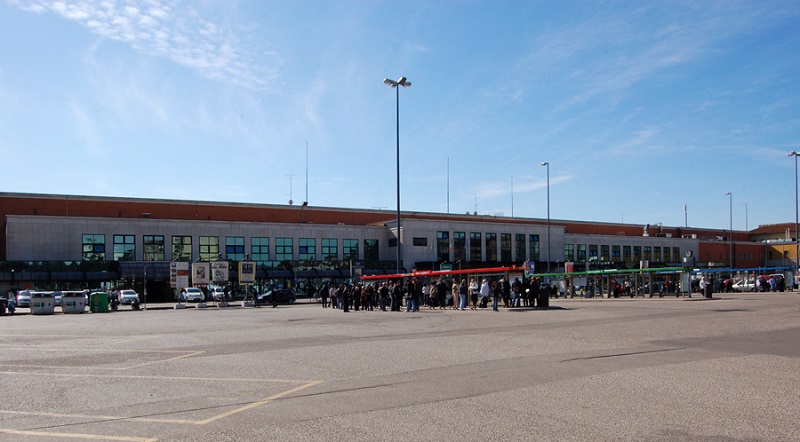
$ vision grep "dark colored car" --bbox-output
[257,289,297,305]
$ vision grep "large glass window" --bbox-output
[515,234,525,262]
[673,247,681,263]
[611,245,621,262]
[588,245,598,260]
[200,236,219,261]
[564,244,575,262]
[529,234,540,261]
[653,246,662,262]
[663,247,671,263]
[485,233,497,261]
[275,237,293,261]
[601,245,610,262]
[322,238,338,260]
[633,246,642,263]
[251,237,269,262]
[500,233,512,262]
[343,239,358,260]
[226,236,245,261]
[453,232,466,262]
[643,246,652,262]
[469,233,481,262]
[436,231,450,262]
[299,238,316,261]
[623,246,632,263]
[577,244,587,261]
[364,239,379,262]
[172,236,191,261]
[143,235,165,261]
[82,234,105,261]
[113,234,135,261]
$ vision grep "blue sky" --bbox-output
[1,1,798,232]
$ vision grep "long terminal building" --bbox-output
[0,192,795,301]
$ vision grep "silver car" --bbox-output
[117,289,140,304]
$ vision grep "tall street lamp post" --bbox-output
[541,162,550,273]
[384,76,411,274]
[789,151,799,284]
[726,192,733,268]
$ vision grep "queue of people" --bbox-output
[316,276,552,312]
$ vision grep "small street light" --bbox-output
[541,162,550,273]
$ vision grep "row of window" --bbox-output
[430,232,541,263]
[563,244,682,263]
[83,234,375,262]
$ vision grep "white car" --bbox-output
[182,287,204,302]
[117,289,140,304]
[210,287,226,301]
[732,279,757,292]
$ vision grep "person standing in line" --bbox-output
[502,278,511,308]
[392,281,403,311]
[479,278,490,309]
[320,283,329,308]
[428,281,438,309]
[451,279,459,310]
[404,278,416,312]
[379,282,389,311]
[437,278,448,310]
[511,277,521,307]
[330,284,338,309]
[492,280,502,312]
[342,284,351,312]
[458,278,468,310]
[422,281,430,309]
[469,278,479,310]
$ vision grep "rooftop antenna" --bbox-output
[472,194,479,215]
[287,174,295,205]
[447,157,450,214]
[511,175,514,218]
[305,141,309,205]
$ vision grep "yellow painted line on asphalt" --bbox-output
[125,351,205,369]
[0,427,158,441]
[0,410,194,424]
[195,380,323,425]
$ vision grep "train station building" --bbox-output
[0,192,795,301]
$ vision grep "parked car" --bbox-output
[732,279,757,292]
[210,287,226,301]
[181,287,204,302]
[117,289,140,304]
[16,290,33,308]
[257,289,297,305]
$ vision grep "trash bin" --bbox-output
[0,298,7,316]
[62,294,86,314]
[704,284,713,299]
[90,292,109,313]
[537,291,549,309]
[31,293,56,315]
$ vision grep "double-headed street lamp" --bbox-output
[541,162,550,273]
[789,151,799,281]
[384,76,411,274]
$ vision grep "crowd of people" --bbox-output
[316,276,551,312]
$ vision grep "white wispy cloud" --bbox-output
[10,0,279,90]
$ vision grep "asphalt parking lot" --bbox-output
[1,293,799,441]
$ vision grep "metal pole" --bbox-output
[727,192,733,268]
[542,162,551,273]
[395,85,401,274]
[792,151,799,285]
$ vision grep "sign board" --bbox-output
[192,262,210,286]
[351,260,365,282]
[565,262,574,273]
[212,261,229,283]
[440,263,452,271]
[524,260,535,275]
[170,262,189,289]
[239,261,256,284]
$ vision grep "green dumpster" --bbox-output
[90,292,109,313]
